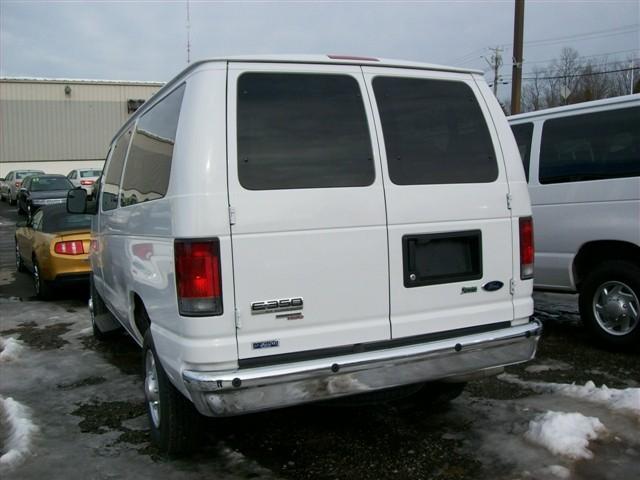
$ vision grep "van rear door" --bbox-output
[227,63,390,360]
[363,68,514,339]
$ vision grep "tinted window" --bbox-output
[42,206,92,233]
[510,122,534,181]
[80,170,102,178]
[29,176,73,191]
[102,131,131,211]
[539,107,639,184]
[32,210,44,231]
[16,171,43,179]
[373,77,498,185]
[237,73,374,190]
[121,85,185,207]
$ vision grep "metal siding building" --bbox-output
[0,78,163,177]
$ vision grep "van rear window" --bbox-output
[539,106,640,184]
[372,77,498,185]
[237,73,375,190]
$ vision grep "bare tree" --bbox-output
[510,47,638,113]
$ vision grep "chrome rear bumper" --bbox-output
[182,320,541,417]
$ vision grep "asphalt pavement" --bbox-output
[0,199,638,480]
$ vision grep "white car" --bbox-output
[510,94,640,348]
[0,169,45,205]
[67,55,539,454]
[67,168,102,198]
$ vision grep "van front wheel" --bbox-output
[579,261,640,349]
[143,330,202,455]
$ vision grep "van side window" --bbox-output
[373,77,498,185]
[539,106,640,184]
[101,131,131,211]
[237,73,375,190]
[510,122,534,181]
[121,84,185,207]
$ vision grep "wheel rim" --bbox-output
[33,264,40,296]
[593,280,639,336]
[15,243,20,270]
[145,350,161,428]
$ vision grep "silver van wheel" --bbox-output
[593,280,639,336]
[145,350,161,428]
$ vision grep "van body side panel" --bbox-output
[151,67,239,383]
[364,67,516,338]
[511,98,640,291]
[226,63,391,359]
[473,77,533,321]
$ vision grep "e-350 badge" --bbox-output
[251,297,303,315]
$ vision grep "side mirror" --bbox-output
[0,177,4,182]
[67,187,88,214]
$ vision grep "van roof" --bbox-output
[509,93,640,122]
[111,55,483,143]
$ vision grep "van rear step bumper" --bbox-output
[182,320,541,417]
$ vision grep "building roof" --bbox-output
[0,76,164,86]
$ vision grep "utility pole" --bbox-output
[186,0,191,64]
[510,0,525,114]
[484,47,503,96]
[631,60,635,95]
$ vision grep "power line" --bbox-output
[498,66,640,85]
[502,57,640,80]
[521,49,640,66]
[452,24,639,65]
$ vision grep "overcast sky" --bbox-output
[1,0,638,100]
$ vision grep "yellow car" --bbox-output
[15,204,92,299]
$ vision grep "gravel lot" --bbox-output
[0,200,638,480]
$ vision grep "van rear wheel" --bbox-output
[142,329,202,455]
[579,260,640,349]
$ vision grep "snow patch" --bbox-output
[541,464,571,478]
[0,396,39,468]
[525,411,606,459]
[0,337,24,362]
[499,374,640,419]
[524,359,572,373]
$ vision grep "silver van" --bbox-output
[68,55,540,454]
[510,95,639,348]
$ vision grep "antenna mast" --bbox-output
[186,0,191,64]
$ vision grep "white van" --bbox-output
[68,55,539,454]
[510,95,640,348]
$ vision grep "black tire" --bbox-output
[15,240,25,272]
[33,259,53,300]
[89,275,121,341]
[143,328,202,455]
[579,260,640,349]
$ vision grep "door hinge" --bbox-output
[506,193,513,210]
[509,279,515,295]
[234,308,242,329]
[229,206,236,226]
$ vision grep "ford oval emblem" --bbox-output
[483,281,504,292]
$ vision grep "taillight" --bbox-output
[15,181,21,188]
[80,179,94,186]
[519,217,534,280]
[54,240,85,255]
[174,239,222,316]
